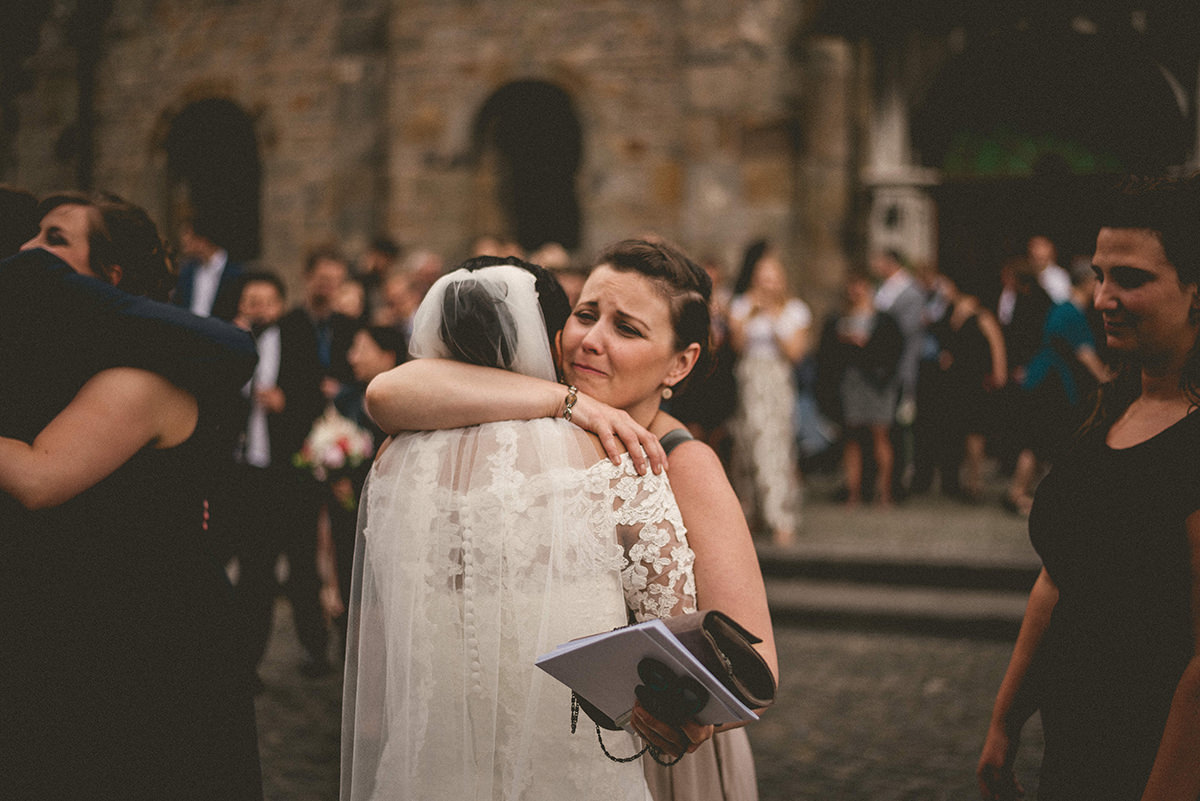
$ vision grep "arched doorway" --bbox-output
[912,28,1191,296]
[164,98,262,260]
[473,81,583,252]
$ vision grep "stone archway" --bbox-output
[164,97,262,261]
[472,81,583,252]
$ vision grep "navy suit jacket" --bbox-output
[0,248,257,444]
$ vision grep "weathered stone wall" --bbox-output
[12,0,380,293]
[382,0,832,291]
[8,0,854,303]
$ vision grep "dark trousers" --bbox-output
[216,463,328,674]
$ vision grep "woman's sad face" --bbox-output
[559,265,698,423]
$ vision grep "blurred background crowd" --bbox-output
[2,181,1111,682]
[5,6,1199,798]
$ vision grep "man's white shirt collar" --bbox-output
[875,270,913,311]
[190,248,229,317]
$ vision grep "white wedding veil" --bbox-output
[407,263,559,383]
[340,261,685,801]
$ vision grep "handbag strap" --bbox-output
[571,693,684,767]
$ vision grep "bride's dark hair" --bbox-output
[439,255,571,371]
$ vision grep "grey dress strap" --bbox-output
[659,427,695,456]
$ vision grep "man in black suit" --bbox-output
[282,245,359,399]
[218,271,329,684]
[172,217,244,320]
[993,256,1054,476]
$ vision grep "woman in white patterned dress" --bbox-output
[728,240,811,546]
[341,259,697,801]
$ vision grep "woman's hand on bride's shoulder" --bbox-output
[568,392,666,476]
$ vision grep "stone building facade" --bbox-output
[4,1,1199,313]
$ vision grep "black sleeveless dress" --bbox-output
[0,249,262,800]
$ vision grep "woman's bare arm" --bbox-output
[365,358,666,473]
[1139,511,1200,801]
[1076,345,1112,386]
[365,358,562,432]
[977,310,1008,388]
[663,436,779,685]
[727,307,749,354]
[0,367,197,510]
[779,322,809,365]
[977,568,1058,800]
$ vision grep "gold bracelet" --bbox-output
[562,385,578,422]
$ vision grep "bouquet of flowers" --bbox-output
[293,407,377,498]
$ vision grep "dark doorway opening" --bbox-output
[475,81,583,252]
[165,98,262,261]
[913,28,1190,296]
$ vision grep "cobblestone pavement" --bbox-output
[255,603,343,801]
[750,627,1043,801]
[254,475,1044,800]
[256,612,1044,801]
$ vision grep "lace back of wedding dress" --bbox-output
[342,418,695,801]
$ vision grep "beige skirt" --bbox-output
[642,728,758,801]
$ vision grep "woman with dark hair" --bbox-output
[978,174,1200,801]
[922,271,1008,503]
[342,257,697,801]
[728,239,810,545]
[321,323,406,635]
[364,239,777,801]
[31,191,177,299]
[815,271,904,506]
[0,192,261,800]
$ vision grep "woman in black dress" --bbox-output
[924,273,1007,502]
[978,175,1200,801]
[0,192,261,800]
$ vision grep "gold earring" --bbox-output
[661,386,673,400]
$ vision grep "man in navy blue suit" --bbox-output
[172,216,245,320]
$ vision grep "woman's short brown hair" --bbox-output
[592,238,713,395]
[36,191,175,301]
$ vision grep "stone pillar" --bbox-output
[795,35,854,320]
[862,41,939,270]
[329,0,391,257]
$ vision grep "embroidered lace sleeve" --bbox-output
[593,456,698,622]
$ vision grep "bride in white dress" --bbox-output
[341,260,697,801]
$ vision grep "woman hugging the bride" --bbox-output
[342,253,716,801]
[349,240,778,801]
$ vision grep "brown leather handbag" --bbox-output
[659,609,776,710]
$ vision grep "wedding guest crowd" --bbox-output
[2,172,1159,800]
